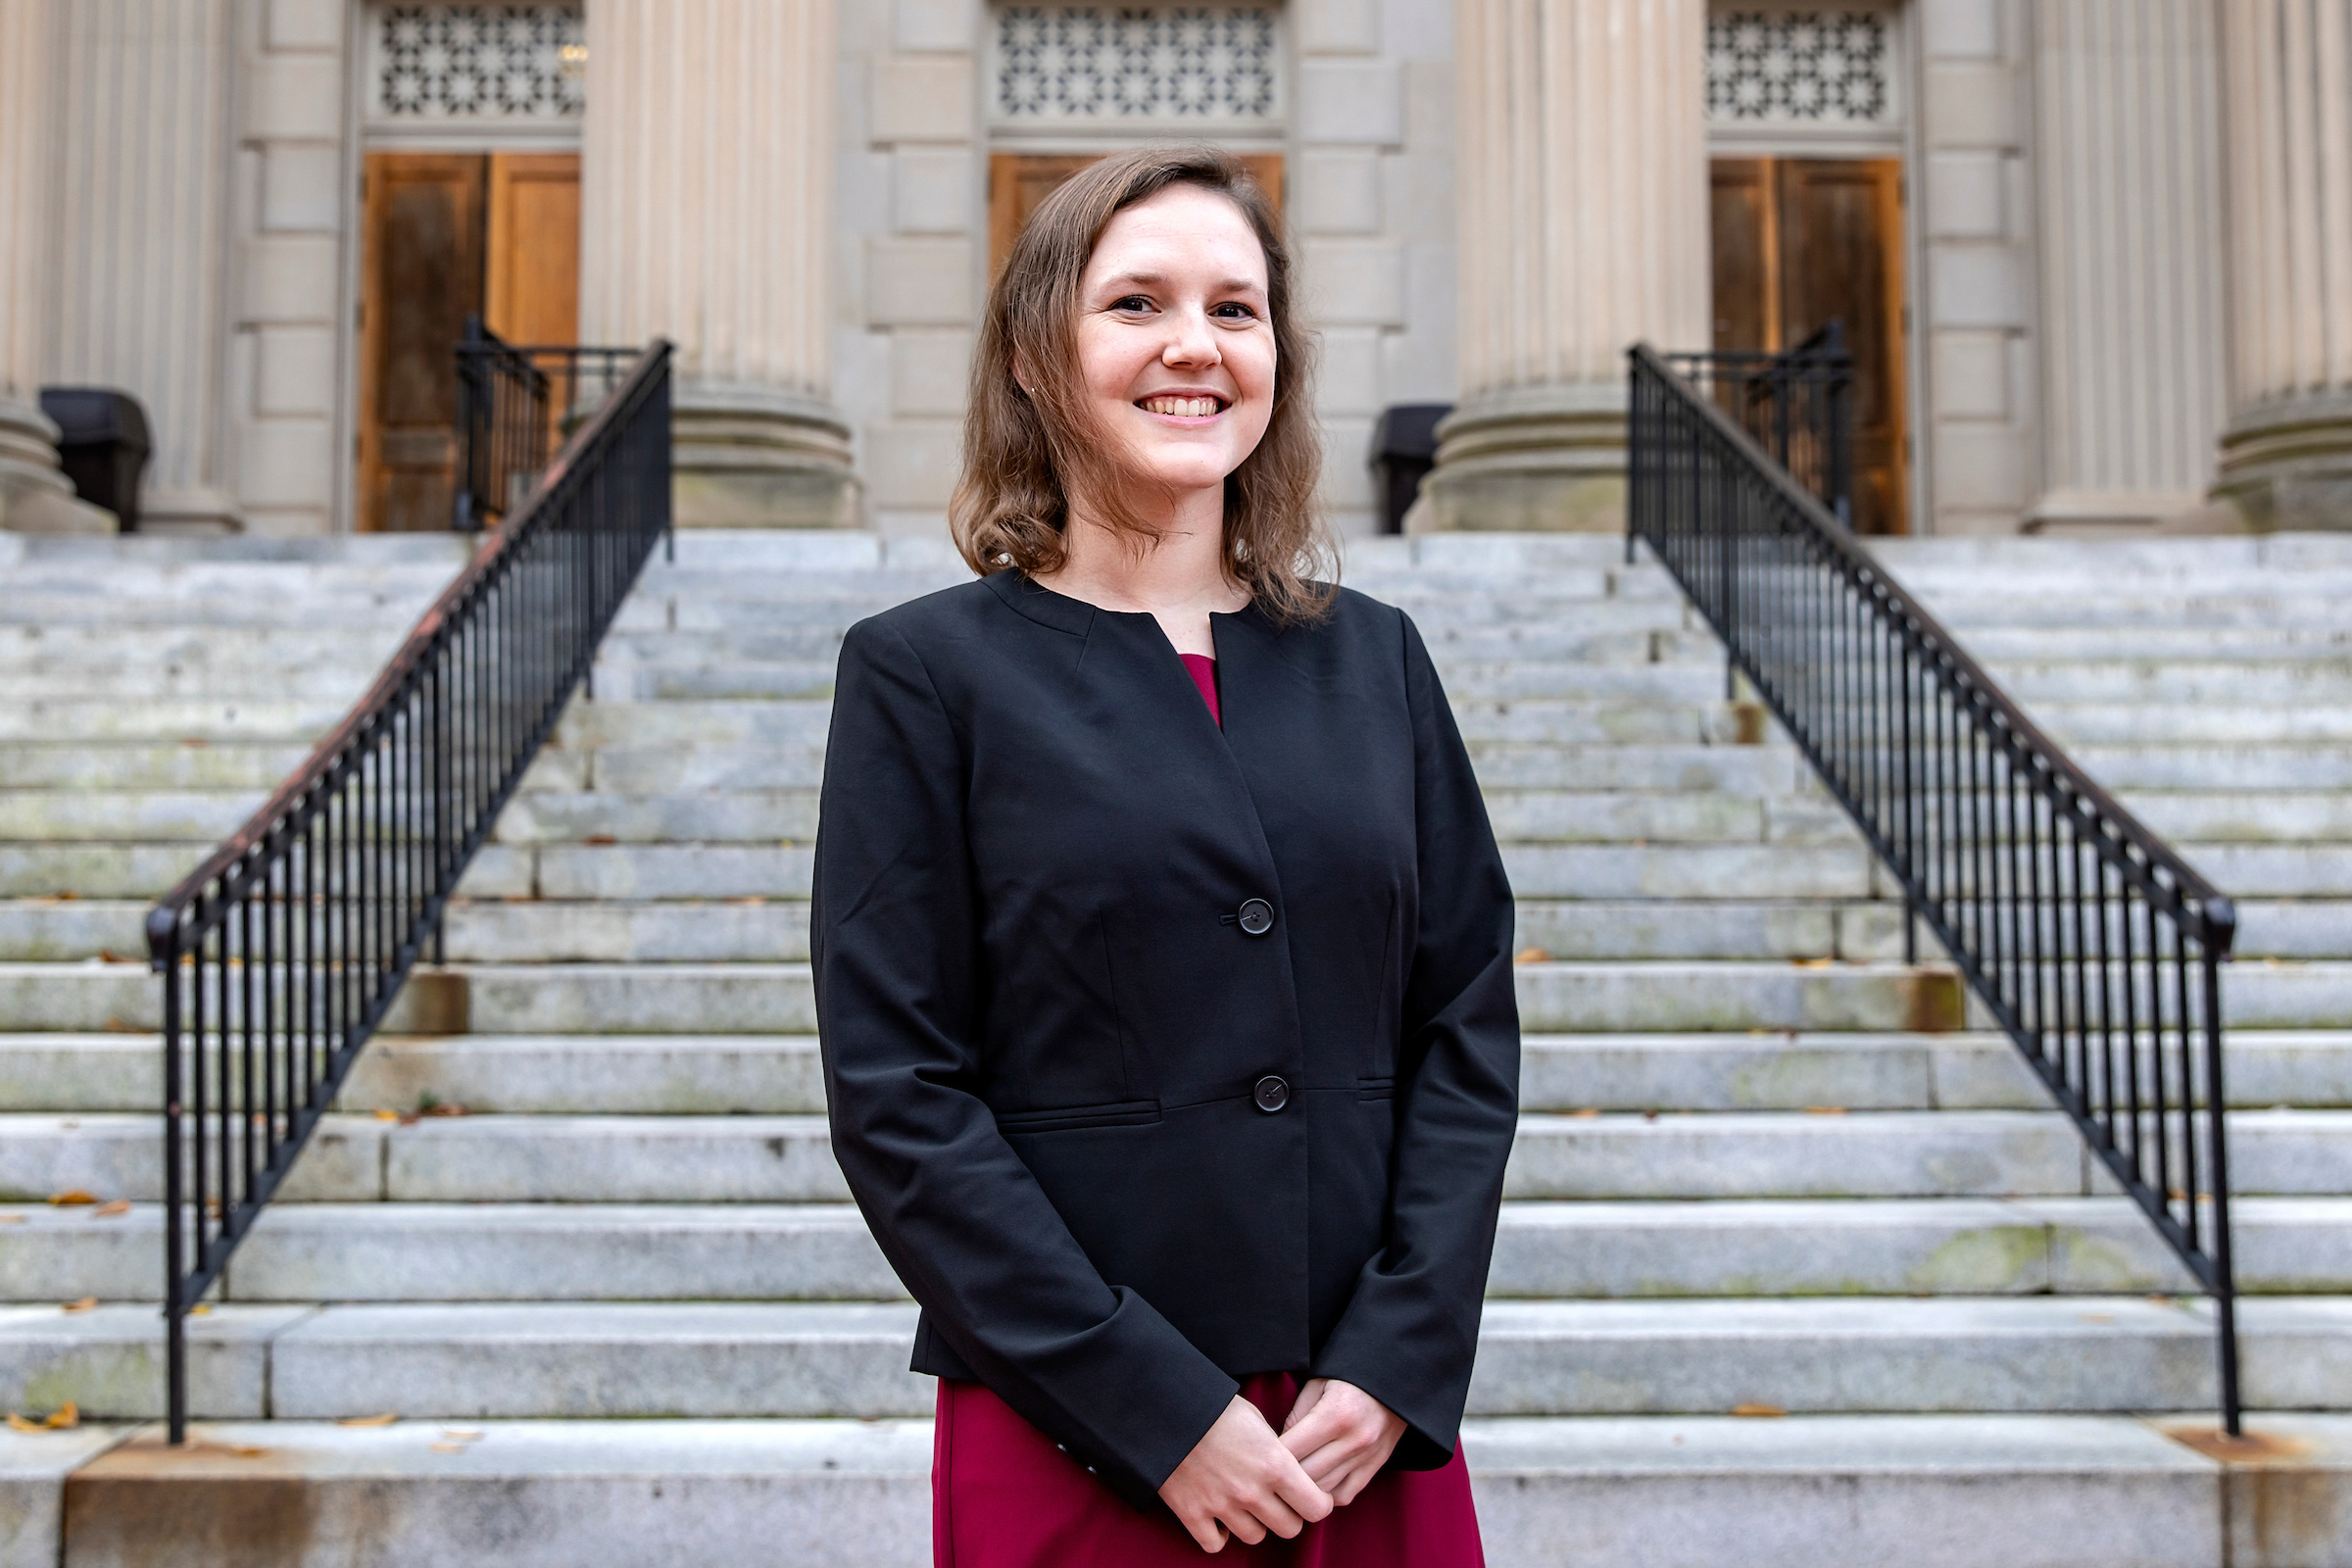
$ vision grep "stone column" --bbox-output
[1418,0,1710,532]
[47,0,240,532]
[580,0,860,528]
[2216,0,2352,528]
[0,0,112,534]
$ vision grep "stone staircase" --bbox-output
[5,528,2351,1566]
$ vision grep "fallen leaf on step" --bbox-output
[92,1200,131,1217]
[61,1298,97,1314]
[232,1446,268,1457]
[0,1215,24,1225]
[2078,1313,2117,1324]
[98,951,129,964]
[55,891,77,901]
[1642,1109,1660,1121]
[190,1304,212,1315]
[420,1102,469,1118]
[729,896,766,906]
[48,1191,98,1206]
[1569,1108,1602,1119]
[1513,947,1550,964]
[5,1402,78,1431]
[440,1427,483,1441]
[337,1413,399,1427]
[430,1442,470,1453]
[4,1414,39,1432]
[1731,1403,1786,1418]
[1791,957,1835,969]
[1803,1106,1848,1116]
[179,737,209,749]
[374,1109,400,1121]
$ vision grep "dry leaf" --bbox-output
[92,1200,131,1218]
[1513,947,1550,964]
[421,1102,468,1118]
[48,1191,97,1206]
[373,1109,401,1121]
[0,1215,24,1225]
[337,1412,399,1427]
[1732,1402,1787,1418]
[1569,1107,1602,1120]
[2079,1312,2117,1324]
[4,1414,39,1432]
[61,1298,97,1314]
[584,834,617,847]
[1803,1106,1848,1117]
[430,1441,469,1453]
[190,1303,212,1315]
[1642,1108,1660,1121]
[232,1446,268,1457]
[44,1402,77,1429]
[440,1427,484,1442]
[1791,957,1835,969]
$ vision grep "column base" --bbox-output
[672,386,864,530]
[2214,391,2352,530]
[0,397,116,534]
[1411,383,1627,533]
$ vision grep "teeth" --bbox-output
[1143,396,1220,417]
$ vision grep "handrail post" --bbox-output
[159,919,186,1444]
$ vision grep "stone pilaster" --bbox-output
[580,0,860,528]
[2216,0,2352,528]
[0,0,113,534]
[1418,0,1709,532]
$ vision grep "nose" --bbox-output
[1161,307,1221,370]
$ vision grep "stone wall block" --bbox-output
[237,418,333,508]
[1926,152,2004,241]
[266,0,342,51]
[894,0,977,52]
[1934,425,2029,510]
[1297,60,1405,144]
[867,239,975,326]
[863,418,962,508]
[890,330,974,417]
[1316,328,1384,417]
[1301,239,1405,325]
[870,57,975,144]
[1924,63,2021,147]
[1297,149,1383,234]
[242,52,342,140]
[1919,0,2002,59]
[1930,248,2026,331]
[238,236,338,322]
[254,326,335,417]
[1297,0,1382,55]
[262,143,342,232]
[1932,333,2010,421]
[893,148,977,234]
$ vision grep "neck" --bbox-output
[1037,485,1247,657]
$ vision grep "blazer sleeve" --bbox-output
[812,616,1239,1510]
[1306,610,1520,1469]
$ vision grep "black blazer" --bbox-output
[812,568,1519,1511]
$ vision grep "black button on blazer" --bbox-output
[813,568,1519,1512]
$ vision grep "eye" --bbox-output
[1110,295,1155,314]
[1211,301,1261,322]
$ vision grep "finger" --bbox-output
[1280,1378,1330,1435]
[1296,1437,1359,1490]
[1179,1509,1228,1553]
[1271,1461,1336,1526]
[1279,1402,1353,1461]
[1330,1455,1384,1507]
[1219,1506,1270,1546]
[1244,1487,1309,1540]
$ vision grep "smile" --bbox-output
[1138,394,1228,417]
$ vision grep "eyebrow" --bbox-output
[1097,270,1267,295]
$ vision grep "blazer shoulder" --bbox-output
[843,576,1006,659]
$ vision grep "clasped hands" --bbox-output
[1156,1378,1406,1553]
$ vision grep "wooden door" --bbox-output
[1709,156,1909,533]
[359,154,486,532]
[988,153,1286,278]
[485,152,581,347]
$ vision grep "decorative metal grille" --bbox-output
[374,4,586,120]
[993,7,1280,122]
[1707,11,1889,122]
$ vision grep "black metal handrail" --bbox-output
[1628,342,2242,1433]
[453,315,637,532]
[1666,321,1855,528]
[145,339,675,1442]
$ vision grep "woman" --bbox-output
[813,145,1519,1564]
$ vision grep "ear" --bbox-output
[1010,350,1032,397]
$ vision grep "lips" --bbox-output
[1139,394,1227,417]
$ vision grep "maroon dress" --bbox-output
[928,654,1488,1567]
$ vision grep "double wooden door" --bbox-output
[1711,157,1909,534]
[988,153,1285,278]
[358,152,581,532]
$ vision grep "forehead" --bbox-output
[1083,183,1268,290]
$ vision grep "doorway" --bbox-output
[1710,157,1909,534]
[987,153,1285,278]
[358,151,580,532]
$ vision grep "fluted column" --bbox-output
[1419,0,1710,532]
[2216,0,2352,528]
[580,0,859,528]
[2033,0,2230,528]
[0,0,112,533]
[48,0,238,531]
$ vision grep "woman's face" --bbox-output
[1066,182,1277,504]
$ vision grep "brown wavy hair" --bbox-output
[949,144,1334,623]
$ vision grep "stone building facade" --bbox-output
[0,0,2343,540]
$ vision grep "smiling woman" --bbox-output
[815,145,1515,1567]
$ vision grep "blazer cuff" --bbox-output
[1306,1296,1476,1473]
